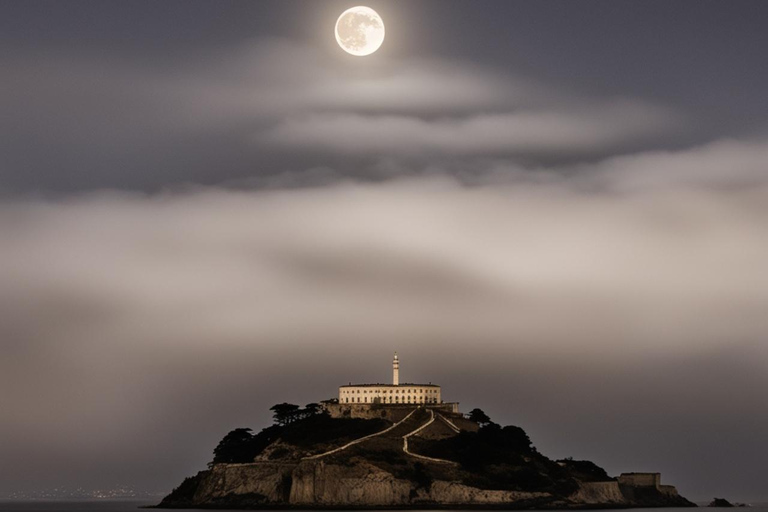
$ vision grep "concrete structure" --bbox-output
[617,472,682,501]
[324,401,461,420]
[618,472,680,496]
[338,353,442,405]
[618,473,661,488]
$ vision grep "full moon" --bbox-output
[335,6,385,56]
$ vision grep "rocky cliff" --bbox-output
[157,406,696,509]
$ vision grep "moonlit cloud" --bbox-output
[1,139,767,498]
[261,102,678,156]
[591,138,768,191]
[0,39,685,192]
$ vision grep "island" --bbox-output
[158,354,695,509]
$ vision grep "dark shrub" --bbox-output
[211,425,283,465]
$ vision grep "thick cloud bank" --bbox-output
[0,39,686,192]
[1,139,767,499]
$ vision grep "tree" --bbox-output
[303,403,322,417]
[468,408,491,426]
[270,403,301,425]
[500,425,533,453]
[210,425,284,466]
[211,428,255,464]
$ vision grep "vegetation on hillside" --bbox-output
[207,404,611,497]
[210,402,388,464]
[281,413,388,448]
[468,408,492,426]
[211,426,283,465]
[410,412,534,469]
[404,410,588,494]
[556,458,613,482]
[269,402,322,425]
[160,404,696,509]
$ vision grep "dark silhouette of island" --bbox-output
[157,402,696,509]
[708,498,750,507]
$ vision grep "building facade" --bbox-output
[338,353,442,405]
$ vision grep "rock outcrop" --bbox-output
[709,498,736,507]
[160,459,556,508]
[157,406,696,509]
[160,459,694,509]
[567,481,626,506]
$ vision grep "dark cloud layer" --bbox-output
[3,0,768,193]
[1,0,768,503]
[0,38,687,193]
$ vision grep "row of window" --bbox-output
[344,396,439,404]
[341,388,438,395]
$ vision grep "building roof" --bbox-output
[339,382,440,388]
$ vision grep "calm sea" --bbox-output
[1,502,767,512]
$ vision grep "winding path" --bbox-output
[402,409,458,466]
[436,413,461,434]
[302,409,418,460]
[302,407,459,466]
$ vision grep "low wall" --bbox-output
[618,472,661,488]
[324,403,459,421]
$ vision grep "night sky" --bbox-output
[1,0,767,502]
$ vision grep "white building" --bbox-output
[338,353,442,405]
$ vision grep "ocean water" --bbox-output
[0,503,156,512]
[1,503,767,512]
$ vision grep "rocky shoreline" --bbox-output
[157,459,695,509]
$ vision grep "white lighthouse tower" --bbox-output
[393,352,399,386]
